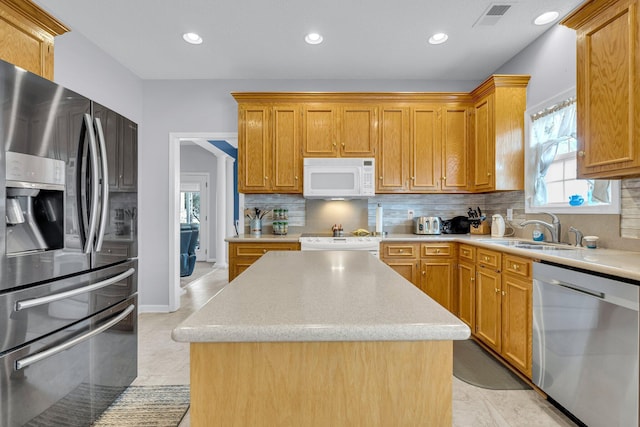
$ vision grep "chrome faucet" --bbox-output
[569,226,583,247]
[520,212,561,243]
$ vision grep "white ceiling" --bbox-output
[34,0,584,81]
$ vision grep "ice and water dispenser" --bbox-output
[5,152,65,254]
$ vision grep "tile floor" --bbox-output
[134,264,577,427]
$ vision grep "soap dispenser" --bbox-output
[532,224,544,241]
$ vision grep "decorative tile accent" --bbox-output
[621,178,640,239]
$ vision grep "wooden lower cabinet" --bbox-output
[474,249,533,378]
[383,241,533,378]
[501,254,533,377]
[380,242,420,284]
[457,244,476,329]
[228,241,300,281]
[419,243,456,312]
[475,250,502,353]
[381,242,456,313]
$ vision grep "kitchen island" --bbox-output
[172,251,470,427]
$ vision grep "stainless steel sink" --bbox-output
[477,239,577,250]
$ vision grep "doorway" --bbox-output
[180,173,209,261]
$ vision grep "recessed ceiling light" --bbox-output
[183,32,203,45]
[428,32,449,45]
[305,33,323,45]
[534,11,559,25]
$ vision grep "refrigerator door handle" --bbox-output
[94,117,110,252]
[83,113,100,254]
[15,267,135,311]
[15,304,135,370]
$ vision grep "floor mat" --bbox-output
[453,339,530,390]
[93,385,190,426]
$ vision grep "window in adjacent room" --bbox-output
[524,88,620,214]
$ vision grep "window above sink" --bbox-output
[524,87,620,215]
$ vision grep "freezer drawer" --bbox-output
[0,296,137,426]
[0,260,136,354]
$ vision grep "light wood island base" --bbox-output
[190,340,452,427]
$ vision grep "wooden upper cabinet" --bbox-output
[237,104,301,193]
[339,105,377,156]
[272,106,301,191]
[0,0,69,80]
[377,106,409,191]
[238,105,270,192]
[302,104,377,157]
[302,105,337,156]
[471,75,530,192]
[441,106,470,191]
[562,0,640,178]
[410,105,441,191]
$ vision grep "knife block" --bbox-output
[470,220,491,235]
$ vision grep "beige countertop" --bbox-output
[172,251,471,343]
[226,233,640,282]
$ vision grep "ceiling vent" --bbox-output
[473,4,512,26]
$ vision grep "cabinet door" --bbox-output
[119,118,137,191]
[303,105,337,156]
[339,105,377,157]
[410,106,441,191]
[473,95,495,191]
[238,106,270,192]
[441,106,469,191]
[475,265,501,353]
[574,0,640,178]
[458,261,475,329]
[501,274,532,377]
[272,105,301,192]
[377,107,409,192]
[384,260,419,285]
[419,259,454,312]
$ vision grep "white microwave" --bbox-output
[303,157,375,199]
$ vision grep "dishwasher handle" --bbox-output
[549,279,605,299]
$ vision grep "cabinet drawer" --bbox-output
[421,243,454,257]
[477,248,501,270]
[231,242,300,257]
[503,254,532,279]
[381,243,419,258]
[459,244,475,262]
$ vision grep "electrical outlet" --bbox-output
[506,208,513,220]
[408,209,414,219]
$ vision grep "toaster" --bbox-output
[414,216,442,235]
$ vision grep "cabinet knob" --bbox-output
[411,176,415,180]
[399,249,404,253]
[501,291,506,296]
[295,176,299,180]
[422,271,426,276]
[470,277,475,282]
[342,143,345,147]
[495,288,500,294]
[435,249,440,254]
[379,176,383,180]
[487,172,492,177]
[442,176,446,180]
[512,264,519,271]
[333,142,337,147]
[263,249,267,254]
[484,256,489,262]
[578,150,585,157]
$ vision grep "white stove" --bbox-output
[299,233,381,258]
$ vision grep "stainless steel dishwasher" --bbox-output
[533,262,639,427]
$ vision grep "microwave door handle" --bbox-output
[93,117,109,252]
[83,113,100,254]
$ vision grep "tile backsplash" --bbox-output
[244,186,640,251]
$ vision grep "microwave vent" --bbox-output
[473,4,512,26]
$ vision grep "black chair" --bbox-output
[185,223,199,276]
[180,224,192,277]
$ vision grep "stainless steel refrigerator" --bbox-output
[0,58,138,426]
